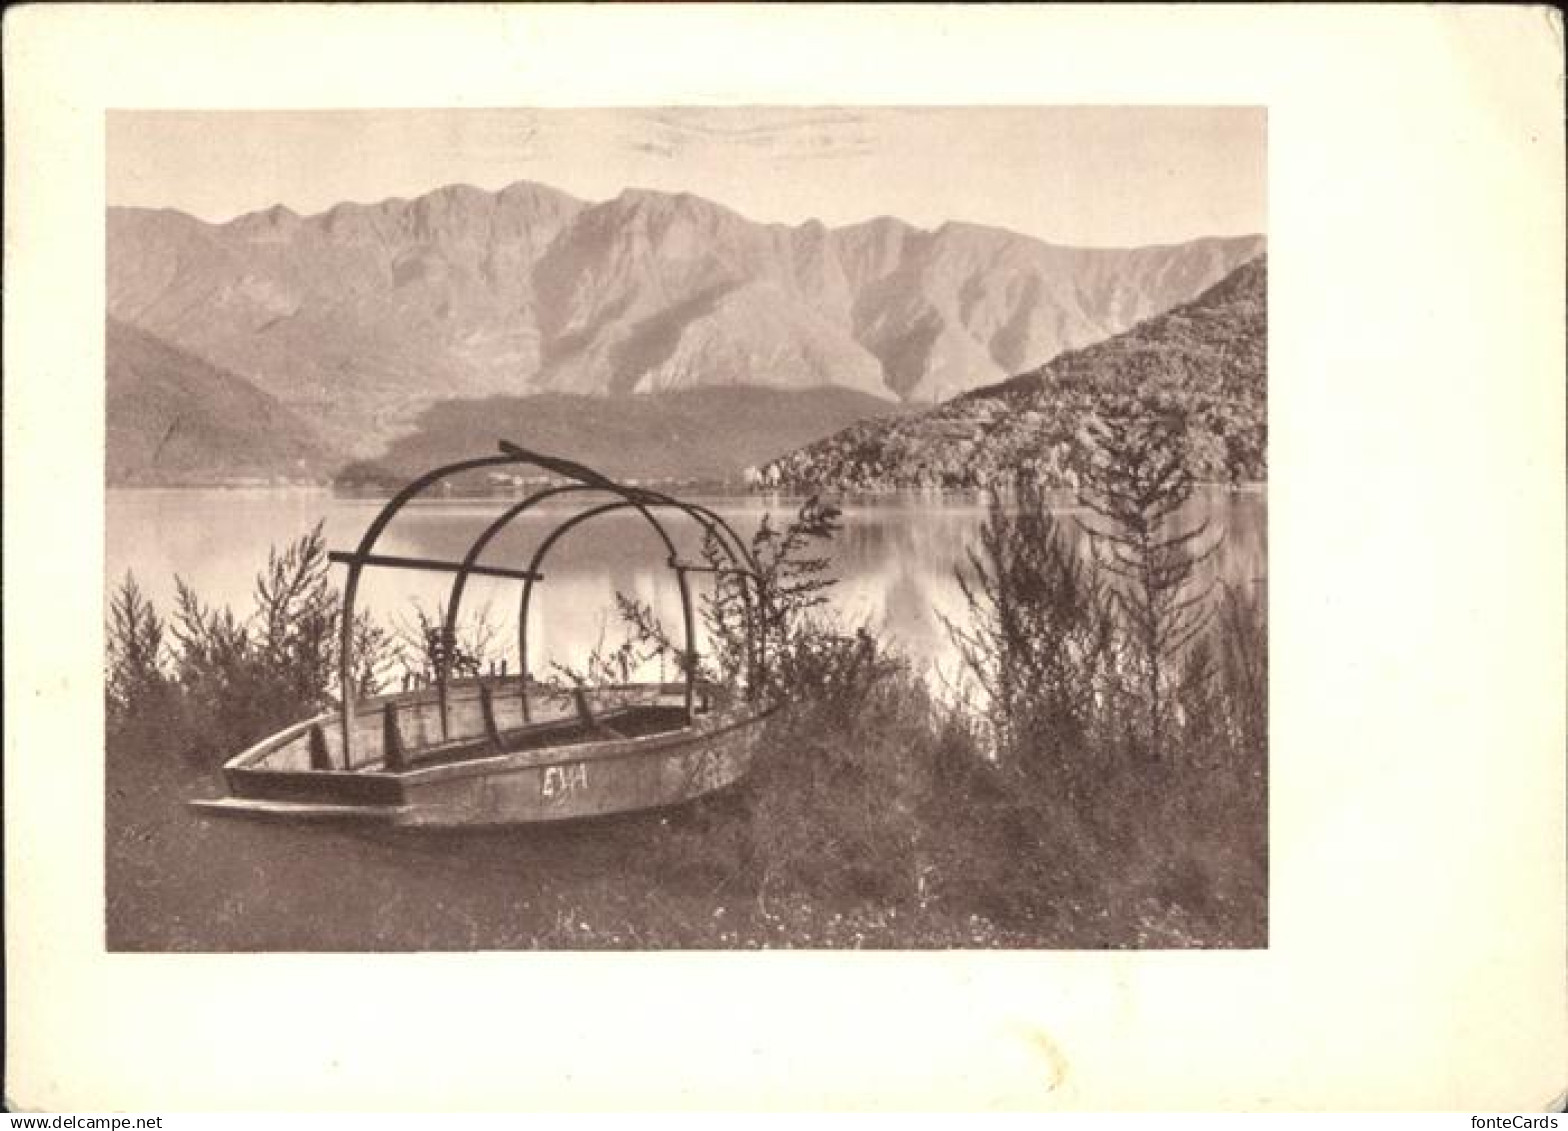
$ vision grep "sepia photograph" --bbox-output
[104,106,1267,952]
[8,4,1563,1112]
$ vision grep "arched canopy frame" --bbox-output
[507,496,767,711]
[328,442,767,768]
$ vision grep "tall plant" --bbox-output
[393,599,503,687]
[106,572,168,722]
[107,524,398,764]
[1077,409,1219,760]
[615,496,861,702]
[946,478,1115,772]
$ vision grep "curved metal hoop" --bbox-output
[432,483,681,731]
[331,443,770,768]
[435,485,766,689]
[512,498,766,716]
[333,452,537,765]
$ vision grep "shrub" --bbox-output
[612,495,857,703]
[738,631,921,905]
[106,572,169,724]
[1078,409,1220,761]
[1213,579,1268,764]
[391,599,505,688]
[939,413,1266,942]
[108,524,399,767]
[946,479,1117,770]
[614,498,923,907]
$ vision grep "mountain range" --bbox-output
[754,254,1267,492]
[108,179,1263,472]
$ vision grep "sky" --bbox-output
[107,107,1265,248]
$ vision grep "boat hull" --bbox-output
[190,680,774,828]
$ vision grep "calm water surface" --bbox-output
[106,488,1265,683]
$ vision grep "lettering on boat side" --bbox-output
[541,762,589,802]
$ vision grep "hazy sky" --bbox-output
[108,107,1265,247]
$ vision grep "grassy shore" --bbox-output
[106,421,1266,951]
[107,669,1263,951]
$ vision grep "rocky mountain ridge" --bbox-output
[109,179,1263,453]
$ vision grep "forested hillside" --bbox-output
[754,255,1266,491]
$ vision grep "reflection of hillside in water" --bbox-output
[106,489,1265,679]
[830,491,1265,669]
[831,505,978,663]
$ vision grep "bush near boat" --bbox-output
[106,415,1265,950]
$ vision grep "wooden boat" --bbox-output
[192,443,777,827]
[191,678,776,827]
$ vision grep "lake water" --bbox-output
[106,488,1265,686]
